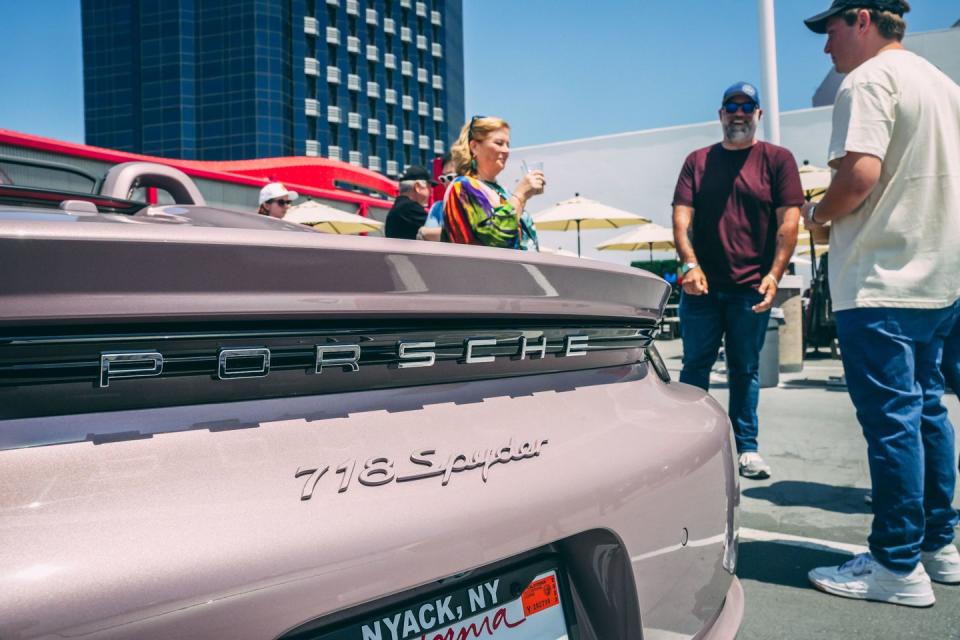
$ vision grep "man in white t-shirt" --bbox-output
[801,0,960,607]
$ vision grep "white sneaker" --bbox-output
[922,544,960,584]
[738,452,771,479]
[808,553,935,607]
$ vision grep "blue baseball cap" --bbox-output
[722,82,761,106]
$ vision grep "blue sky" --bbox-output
[0,1,957,147]
[464,0,959,146]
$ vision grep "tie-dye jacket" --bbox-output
[441,176,538,250]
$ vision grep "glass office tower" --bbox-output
[82,0,465,176]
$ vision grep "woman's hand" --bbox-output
[515,170,546,200]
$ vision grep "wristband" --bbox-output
[808,203,819,225]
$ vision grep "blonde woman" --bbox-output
[442,116,545,249]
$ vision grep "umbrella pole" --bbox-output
[804,193,818,281]
[809,230,818,280]
[576,220,581,257]
[648,242,653,263]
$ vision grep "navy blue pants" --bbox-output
[679,289,770,454]
[836,302,960,573]
[943,317,960,400]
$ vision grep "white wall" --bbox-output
[507,106,833,266]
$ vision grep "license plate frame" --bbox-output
[297,556,576,640]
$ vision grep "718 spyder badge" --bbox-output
[295,437,548,500]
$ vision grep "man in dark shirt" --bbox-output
[672,81,803,480]
[384,166,437,240]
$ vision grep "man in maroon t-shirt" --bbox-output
[671,81,803,480]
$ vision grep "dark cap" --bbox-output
[804,0,909,34]
[398,165,439,185]
[722,81,761,106]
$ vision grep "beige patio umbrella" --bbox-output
[539,245,581,258]
[532,193,650,256]
[799,163,832,201]
[797,220,831,246]
[794,241,829,283]
[595,222,675,262]
[284,200,384,234]
[796,244,830,256]
[797,164,832,278]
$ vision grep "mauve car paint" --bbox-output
[0,164,743,640]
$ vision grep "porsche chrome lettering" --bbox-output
[563,335,589,357]
[463,337,496,364]
[314,344,361,373]
[217,347,270,380]
[98,335,591,387]
[516,335,548,360]
[397,340,437,369]
[98,351,163,388]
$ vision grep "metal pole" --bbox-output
[758,0,781,145]
[809,230,818,280]
[576,220,581,257]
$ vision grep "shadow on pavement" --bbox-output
[737,540,852,589]
[742,480,872,514]
[779,379,849,392]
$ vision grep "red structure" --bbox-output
[0,129,398,215]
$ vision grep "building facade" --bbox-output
[81,0,464,177]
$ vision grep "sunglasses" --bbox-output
[438,172,457,184]
[269,199,292,206]
[468,114,486,140]
[722,102,758,115]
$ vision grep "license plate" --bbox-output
[312,561,571,640]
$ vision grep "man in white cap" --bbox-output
[257,182,299,219]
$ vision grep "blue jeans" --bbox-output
[835,302,960,573]
[679,289,770,454]
[943,317,960,400]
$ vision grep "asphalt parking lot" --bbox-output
[657,339,960,640]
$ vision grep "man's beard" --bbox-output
[724,119,757,144]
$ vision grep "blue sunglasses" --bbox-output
[723,101,758,115]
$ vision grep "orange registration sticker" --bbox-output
[521,574,560,617]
